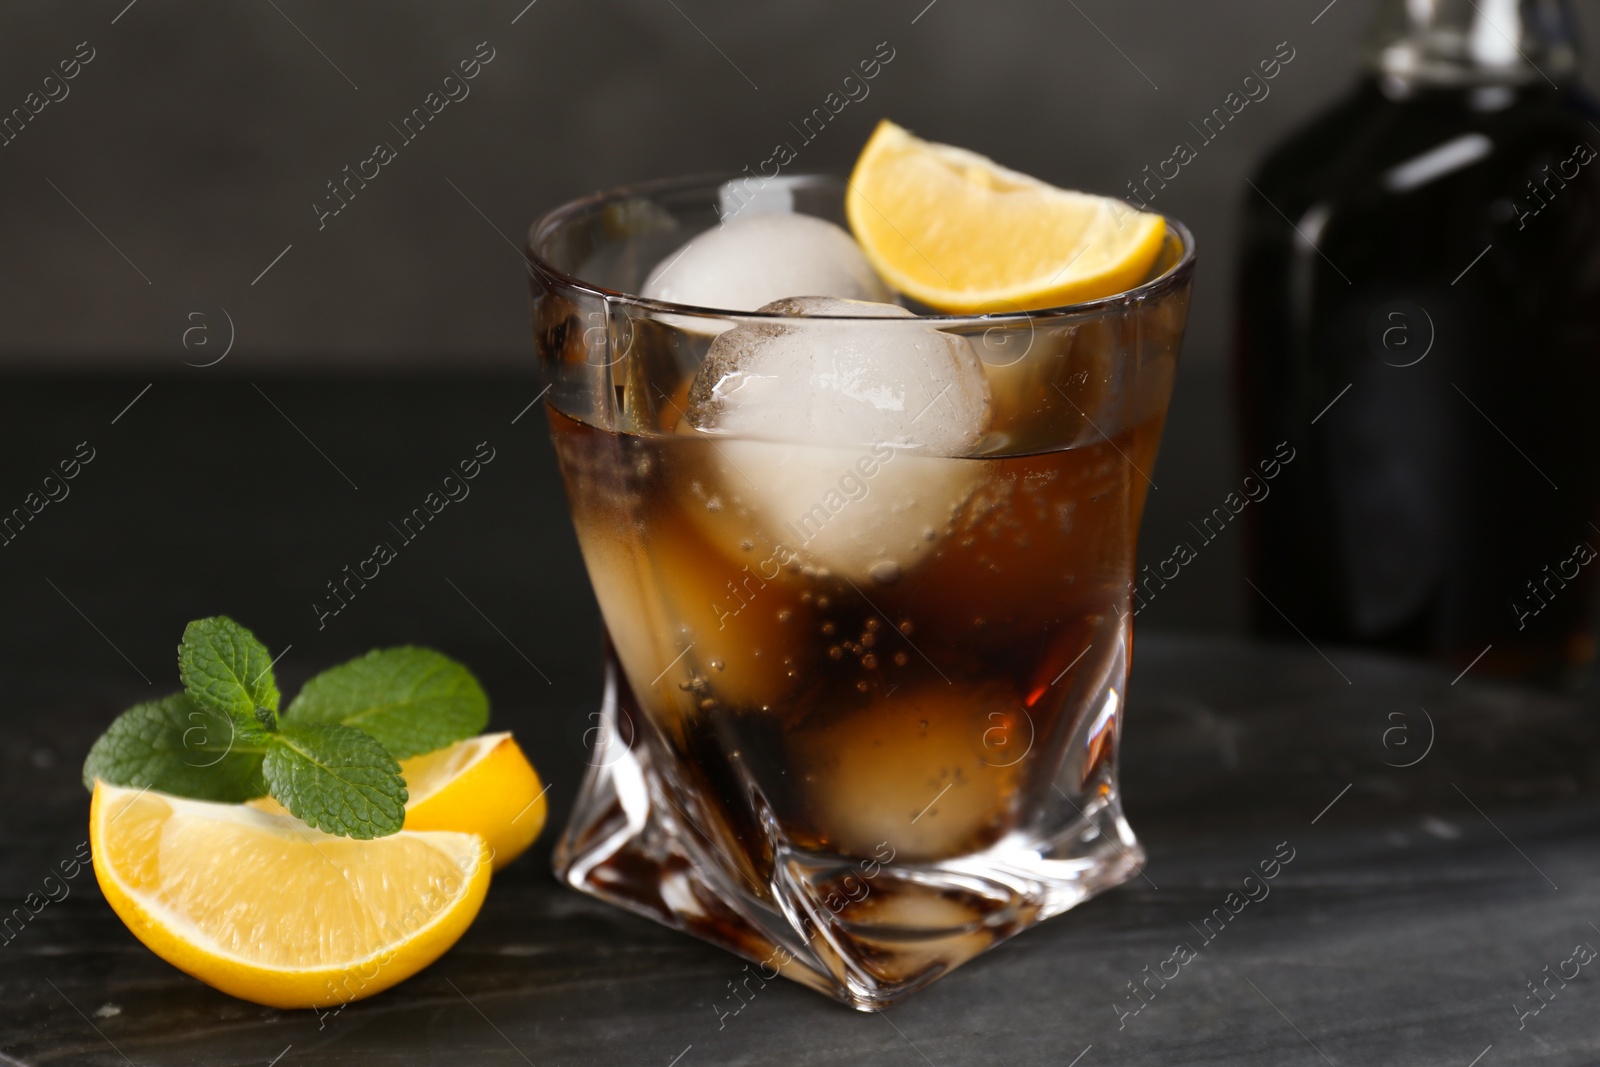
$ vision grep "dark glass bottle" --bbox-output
[1237,0,1600,684]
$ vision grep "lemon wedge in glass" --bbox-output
[847,119,1167,312]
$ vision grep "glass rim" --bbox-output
[524,172,1195,325]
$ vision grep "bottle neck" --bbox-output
[1367,0,1579,89]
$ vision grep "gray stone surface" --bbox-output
[4,631,1597,1066]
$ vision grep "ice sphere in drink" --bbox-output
[642,214,893,311]
[679,295,991,585]
[686,297,987,452]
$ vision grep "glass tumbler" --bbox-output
[526,175,1193,1009]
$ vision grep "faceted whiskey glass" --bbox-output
[526,175,1193,1009]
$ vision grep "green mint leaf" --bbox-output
[284,647,488,759]
[81,693,269,802]
[262,723,407,839]
[178,616,280,723]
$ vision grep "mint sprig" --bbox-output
[81,615,490,839]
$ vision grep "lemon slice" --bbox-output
[846,119,1168,313]
[91,781,490,1009]
[399,732,546,871]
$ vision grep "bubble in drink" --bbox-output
[642,214,894,311]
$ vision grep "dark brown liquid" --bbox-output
[550,401,1163,877]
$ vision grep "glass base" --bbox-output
[553,648,1145,1010]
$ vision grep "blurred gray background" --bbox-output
[2,0,1598,632]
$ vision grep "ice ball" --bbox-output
[687,297,989,456]
[642,214,894,311]
[792,682,1022,860]
[680,297,992,584]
